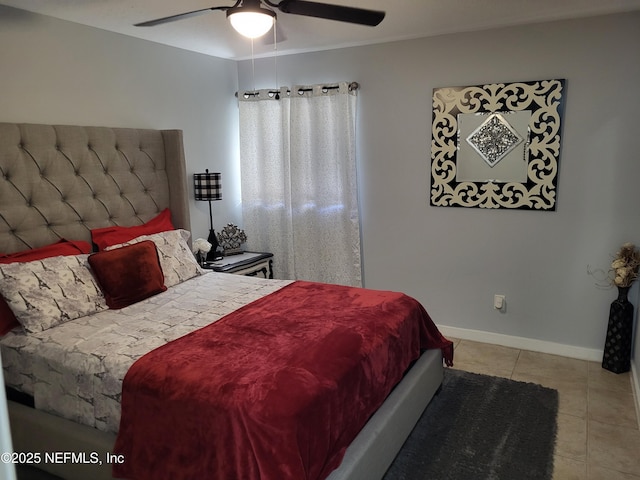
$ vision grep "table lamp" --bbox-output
[193,169,222,262]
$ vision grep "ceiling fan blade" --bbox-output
[135,6,229,27]
[275,0,385,26]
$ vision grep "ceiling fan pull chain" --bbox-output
[273,18,280,99]
[251,37,256,94]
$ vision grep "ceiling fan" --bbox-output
[135,0,385,39]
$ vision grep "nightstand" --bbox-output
[204,252,273,279]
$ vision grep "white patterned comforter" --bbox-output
[0,272,292,433]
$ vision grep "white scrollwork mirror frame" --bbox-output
[430,79,566,210]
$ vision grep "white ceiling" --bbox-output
[4,0,640,60]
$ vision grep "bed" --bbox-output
[0,122,452,480]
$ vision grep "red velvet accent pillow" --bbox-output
[0,239,93,335]
[91,209,174,251]
[88,241,167,310]
[0,300,18,336]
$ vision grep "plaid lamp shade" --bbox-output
[193,171,222,201]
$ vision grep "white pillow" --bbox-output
[0,255,108,333]
[106,229,203,288]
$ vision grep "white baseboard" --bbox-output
[438,325,640,425]
[437,325,602,362]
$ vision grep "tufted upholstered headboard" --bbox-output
[0,123,190,254]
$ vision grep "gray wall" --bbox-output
[0,5,241,240]
[238,12,640,361]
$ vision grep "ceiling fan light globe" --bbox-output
[228,10,275,38]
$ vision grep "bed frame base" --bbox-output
[327,349,443,480]
[9,401,115,479]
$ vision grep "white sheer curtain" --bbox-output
[239,82,362,286]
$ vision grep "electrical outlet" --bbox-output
[494,294,505,310]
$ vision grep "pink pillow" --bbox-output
[91,209,174,251]
[0,239,92,335]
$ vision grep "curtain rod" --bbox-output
[235,82,359,99]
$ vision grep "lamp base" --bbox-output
[205,229,220,262]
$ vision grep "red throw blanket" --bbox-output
[113,281,453,480]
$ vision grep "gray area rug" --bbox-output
[383,369,558,480]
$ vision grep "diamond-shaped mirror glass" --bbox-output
[466,113,523,167]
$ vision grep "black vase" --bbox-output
[602,286,634,374]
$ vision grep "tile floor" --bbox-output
[449,338,640,480]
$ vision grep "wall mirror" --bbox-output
[430,79,566,210]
